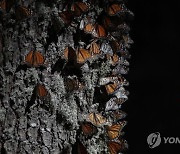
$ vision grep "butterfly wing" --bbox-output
[64,46,77,64]
[105,83,118,94]
[94,24,107,38]
[15,5,31,20]
[88,113,106,126]
[89,41,101,56]
[81,122,97,136]
[108,139,127,154]
[84,23,95,34]
[107,4,122,16]
[33,51,45,67]
[37,84,48,98]
[25,51,34,66]
[59,11,73,25]
[0,0,6,11]
[71,2,88,16]
[107,122,126,139]
[76,48,91,64]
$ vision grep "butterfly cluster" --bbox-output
[0,0,133,153]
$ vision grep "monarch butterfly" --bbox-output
[64,77,84,92]
[87,40,101,56]
[105,98,120,111]
[84,23,107,38]
[107,4,123,16]
[0,0,6,11]
[64,47,91,64]
[15,5,32,20]
[76,48,91,64]
[110,110,127,122]
[88,113,106,126]
[84,23,95,34]
[112,64,129,75]
[36,84,48,98]
[59,11,74,25]
[71,2,88,16]
[103,16,115,30]
[106,54,119,66]
[25,50,45,67]
[100,42,113,55]
[77,140,88,154]
[0,0,15,12]
[105,82,120,95]
[99,76,118,86]
[81,122,97,136]
[106,121,127,140]
[114,97,128,105]
[114,90,128,100]
[107,139,128,154]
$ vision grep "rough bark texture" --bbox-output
[0,0,133,153]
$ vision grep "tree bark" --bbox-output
[0,0,133,153]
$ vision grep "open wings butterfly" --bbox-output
[64,46,91,64]
[25,50,45,67]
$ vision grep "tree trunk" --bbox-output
[0,0,133,153]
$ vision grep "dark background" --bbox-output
[123,0,180,153]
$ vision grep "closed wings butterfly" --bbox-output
[64,77,84,92]
[105,82,120,95]
[106,121,127,140]
[25,51,45,67]
[81,122,97,136]
[107,4,123,16]
[105,98,121,111]
[59,11,74,25]
[15,5,32,20]
[36,84,48,98]
[87,40,101,56]
[71,2,88,16]
[107,139,128,154]
[88,113,106,126]
[106,53,119,66]
[0,0,6,10]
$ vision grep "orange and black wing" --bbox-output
[36,84,48,98]
[105,83,119,95]
[106,122,126,140]
[88,113,106,126]
[25,51,45,67]
[15,5,32,20]
[107,4,123,16]
[25,50,34,66]
[108,139,127,154]
[33,51,45,67]
[84,23,95,34]
[0,0,6,11]
[64,46,77,63]
[71,2,88,16]
[94,24,107,38]
[59,11,74,25]
[77,140,88,154]
[89,41,101,56]
[81,122,97,136]
[76,48,91,64]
